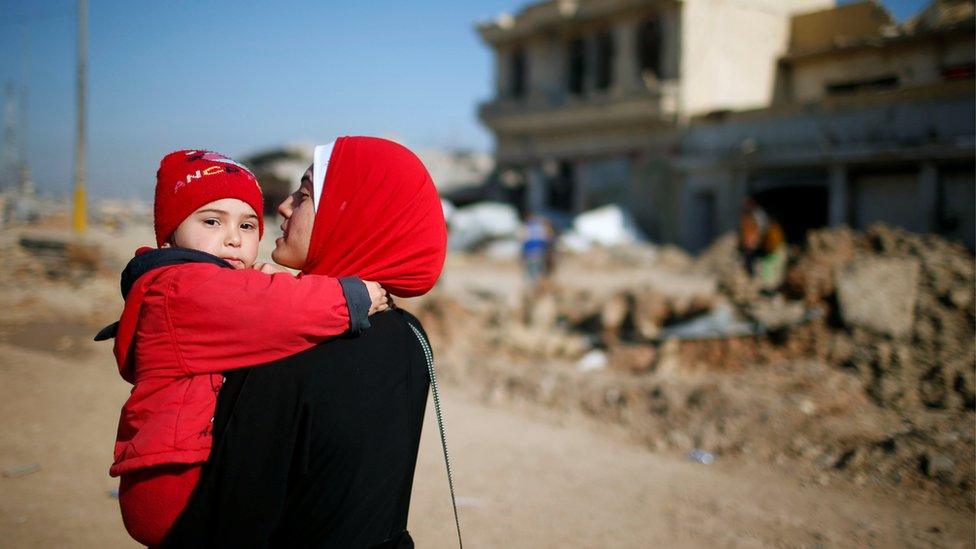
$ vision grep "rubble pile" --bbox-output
[19,237,106,282]
[0,229,121,328]
[780,224,975,411]
[417,223,975,505]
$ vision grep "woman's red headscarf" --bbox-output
[302,136,447,297]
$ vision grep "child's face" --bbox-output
[169,198,260,269]
[272,169,316,270]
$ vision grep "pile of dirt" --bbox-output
[0,229,121,329]
[415,223,975,506]
[774,224,975,411]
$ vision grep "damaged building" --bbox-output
[476,0,976,249]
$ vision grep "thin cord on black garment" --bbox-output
[407,322,463,549]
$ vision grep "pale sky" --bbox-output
[0,0,932,200]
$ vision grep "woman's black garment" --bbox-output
[164,309,430,548]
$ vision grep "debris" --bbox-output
[505,325,591,360]
[600,293,630,339]
[576,350,608,372]
[799,399,817,415]
[688,449,715,464]
[632,290,670,340]
[398,223,976,504]
[16,235,103,281]
[567,204,647,248]
[3,463,41,478]
[108,488,120,499]
[440,199,456,224]
[835,257,920,338]
[657,302,756,341]
[747,296,811,332]
[921,452,956,483]
[527,293,558,331]
[608,343,656,373]
[18,236,67,255]
[448,202,520,251]
[482,238,521,260]
[557,230,590,253]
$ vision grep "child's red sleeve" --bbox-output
[164,265,351,375]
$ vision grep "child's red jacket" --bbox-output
[105,248,363,477]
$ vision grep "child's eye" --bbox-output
[203,218,220,227]
[241,222,256,231]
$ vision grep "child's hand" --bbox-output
[365,281,391,315]
[253,262,293,275]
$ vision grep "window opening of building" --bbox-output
[693,190,716,249]
[937,165,976,249]
[500,167,529,218]
[594,30,615,91]
[825,75,899,95]
[637,17,663,80]
[567,37,586,95]
[511,48,527,98]
[579,157,630,210]
[749,170,830,243]
[942,62,975,81]
[547,161,576,212]
[752,185,829,243]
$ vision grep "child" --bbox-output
[100,150,387,546]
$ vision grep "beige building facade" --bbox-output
[478,0,833,235]
[679,0,975,249]
[476,0,976,249]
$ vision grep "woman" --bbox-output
[164,136,447,548]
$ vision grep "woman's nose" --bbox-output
[278,196,293,218]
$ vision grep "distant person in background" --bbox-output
[521,214,555,285]
[738,196,786,290]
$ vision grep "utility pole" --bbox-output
[19,24,32,195]
[72,0,87,234]
[1,83,15,191]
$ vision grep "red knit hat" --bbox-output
[153,150,264,247]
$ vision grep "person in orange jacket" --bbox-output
[738,196,786,289]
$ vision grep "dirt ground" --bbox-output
[0,221,973,548]
[0,329,972,548]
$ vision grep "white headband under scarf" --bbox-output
[311,142,336,212]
